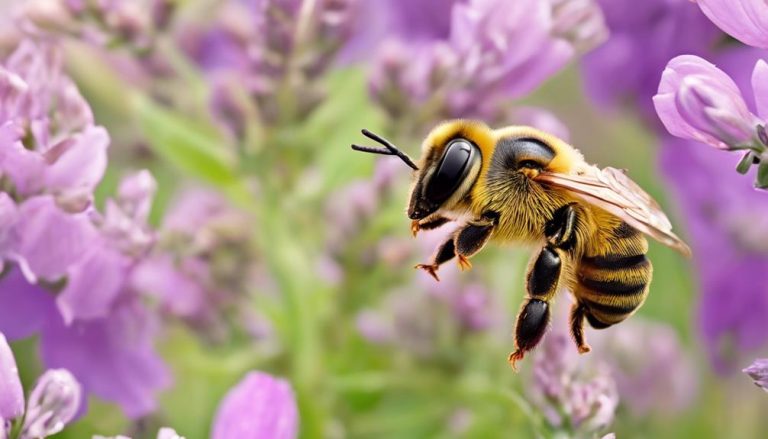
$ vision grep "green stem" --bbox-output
[258,188,324,438]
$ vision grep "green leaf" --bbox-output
[133,95,253,205]
[756,160,768,189]
[299,68,386,191]
[736,151,757,174]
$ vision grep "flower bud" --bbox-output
[676,75,758,148]
[0,333,24,422]
[744,358,768,391]
[22,369,82,438]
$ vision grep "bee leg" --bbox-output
[569,302,592,354]
[454,211,499,270]
[544,203,577,249]
[510,207,576,370]
[414,237,456,281]
[411,215,451,237]
[509,245,562,370]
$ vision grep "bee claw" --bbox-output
[457,255,472,271]
[415,263,440,281]
[410,220,420,237]
[508,350,524,372]
[577,343,591,354]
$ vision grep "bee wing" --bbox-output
[536,166,692,257]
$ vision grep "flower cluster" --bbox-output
[0,39,170,417]
[656,56,768,187]
[527,328,618,437]
[180,0,359,131]
[20,0,174,53]
[650,0,768,188]
[368,0,607,132]
[1,333,81,439]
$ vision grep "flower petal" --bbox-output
[751,59,768,120]
[0,333,24,421]
[11,196,97,282]
[697,0,768,49]
[41,300,171,418]
[212,372,299,439]
[57,245,130,324]
[0,267,57,340]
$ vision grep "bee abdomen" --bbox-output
[575,252,652,328]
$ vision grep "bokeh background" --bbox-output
[0,0,767,438]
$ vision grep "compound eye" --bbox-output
[425,139,475,202]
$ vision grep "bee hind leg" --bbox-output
[569,302,592,354]
[509,299,550,370]
[510,205,577,370]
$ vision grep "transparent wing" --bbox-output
[536,166,692,256]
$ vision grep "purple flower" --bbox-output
[0,171,170,417]
[211,371,299,439]
[132,187,256,340]
[181,0,359,124]
[528,329,619,435]
[581,0,721,120]
[0,333,23,423]
[21,369,82,438]
[695,0,768,49]
[743,358,768,391]
[0,40,107,212]
[654,55,764,150]
[41,296,171,418]
[0,335,83,439]
[369,0,606,124]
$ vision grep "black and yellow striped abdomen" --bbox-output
[573,222,652,329]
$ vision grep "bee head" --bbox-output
[406,121,488,220]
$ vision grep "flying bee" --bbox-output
[352,120,691,369]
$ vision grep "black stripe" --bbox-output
[582,299,637,316]
[583,254,649,270]
[580,277,647,296]
[585,312,611,329]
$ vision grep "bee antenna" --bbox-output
[350,129,419,170]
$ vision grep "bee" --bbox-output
[352,120,691,369]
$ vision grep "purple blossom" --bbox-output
[21,369,82,438]
[132,187,256,339]
[695,0,768,49]
[581,0,721,120]
[527,328,619,435]
[743,358,768,391]
[654,55,764,151]
[180,0,359,124]
[0,335,83,439]
[0,166,170,416]
[211,371,299,439]
[369,0,606,124]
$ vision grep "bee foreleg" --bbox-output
[411,215,451,237]
[414,236,456,281]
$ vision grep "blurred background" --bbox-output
[0,0,767,438]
